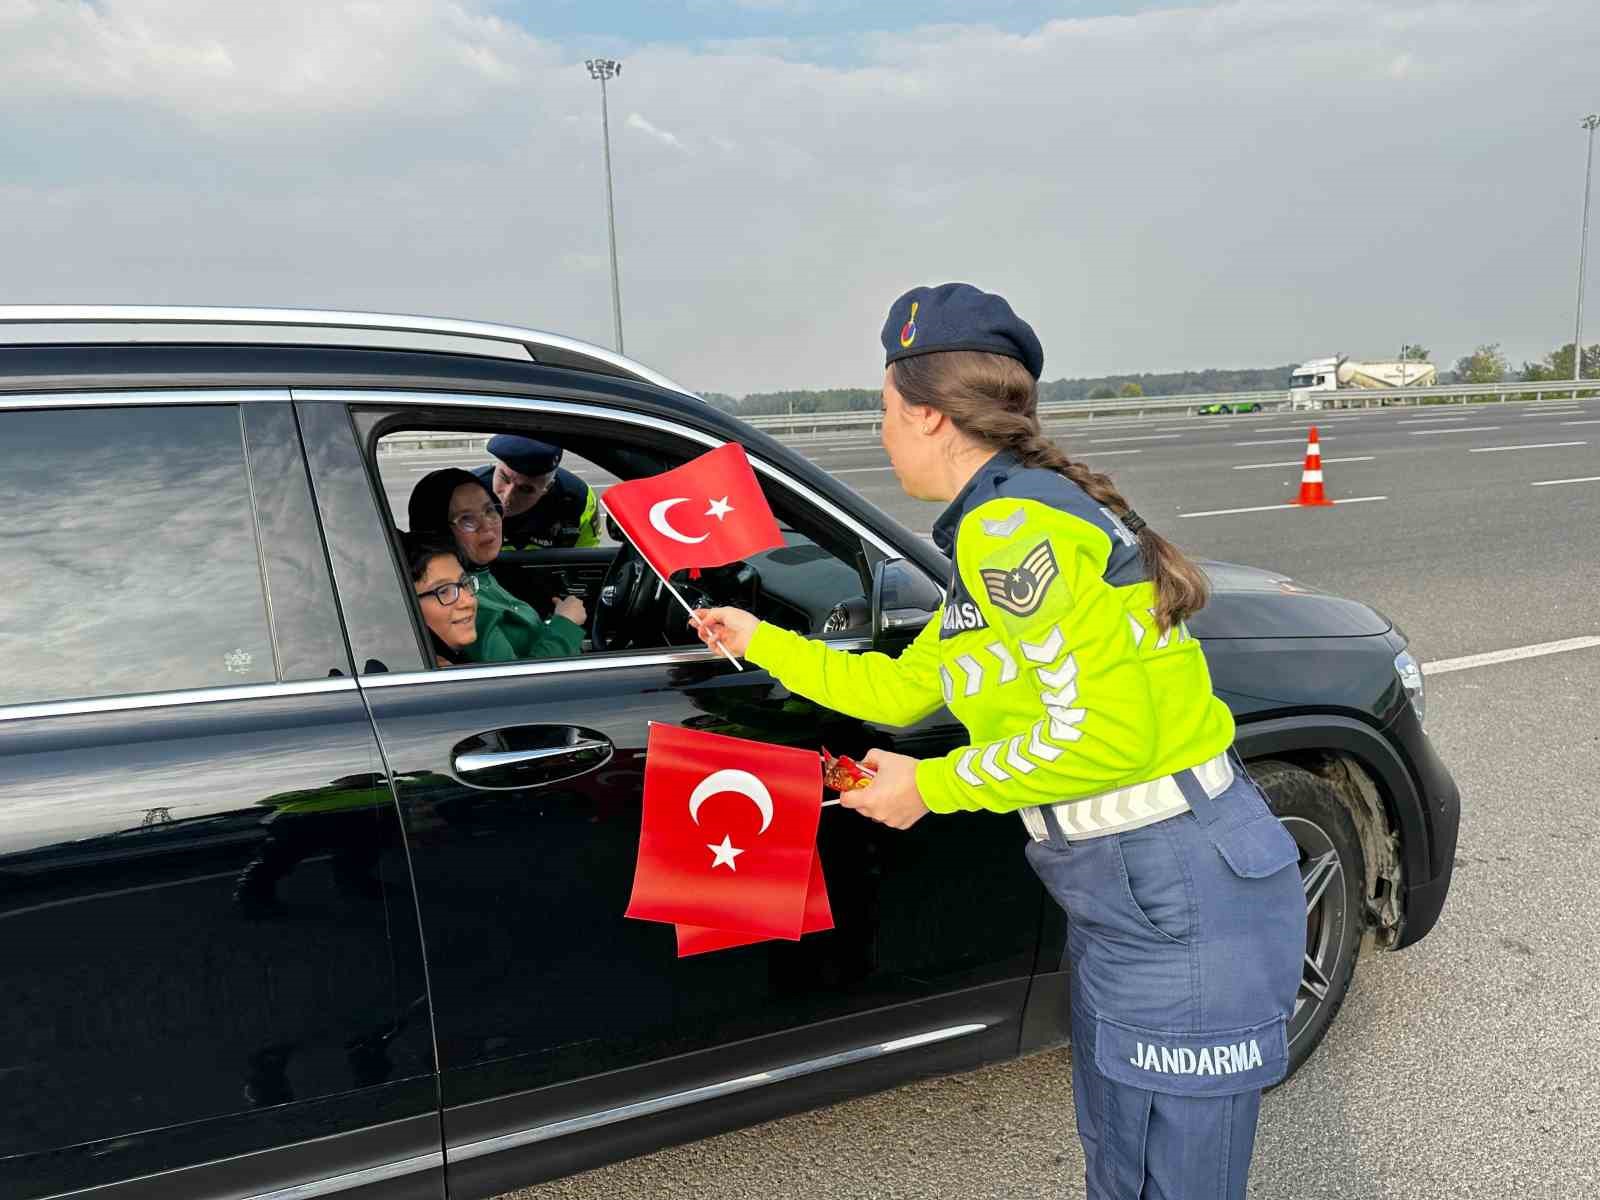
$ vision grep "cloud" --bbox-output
[626,112,687,149]
[0,0,1595,395]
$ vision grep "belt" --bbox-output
[1019,750,1234,843]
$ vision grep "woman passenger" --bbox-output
[407,468,586,662]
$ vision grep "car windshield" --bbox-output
[1289,374,1317,388]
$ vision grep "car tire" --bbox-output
[1246,758,1366,1081]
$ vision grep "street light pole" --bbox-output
[585,57,625,355]
[1573,113,1599,388]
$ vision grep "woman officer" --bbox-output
[692,283,1304,1200]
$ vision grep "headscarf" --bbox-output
[407,468,498,537]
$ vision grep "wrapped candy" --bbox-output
[821,746,875,792]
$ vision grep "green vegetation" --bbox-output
[696,340,1599,415]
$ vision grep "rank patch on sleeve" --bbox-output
[979,540,1060,617]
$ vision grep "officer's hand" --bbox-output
[839,750,930,830]
[689,607,759,657]
[554,595,587,625]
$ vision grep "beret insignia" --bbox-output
[899,300,919,349]
[980,540,1059,618]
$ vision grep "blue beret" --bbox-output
[881,283,1044,380]
[487,434,563,476]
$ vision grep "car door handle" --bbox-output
[455,738,610,774]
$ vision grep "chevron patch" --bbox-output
[979,540,1060,618]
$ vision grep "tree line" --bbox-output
[699,339,1600,416]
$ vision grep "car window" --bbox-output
[0,405,276,707]
[369,422,874,667]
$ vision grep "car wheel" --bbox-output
[1247,758,1366,1080]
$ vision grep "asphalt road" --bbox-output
[454,395,1600,1199]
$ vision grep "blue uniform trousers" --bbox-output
[1024,755,1304,1199]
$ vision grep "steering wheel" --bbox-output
[591,541,662,652]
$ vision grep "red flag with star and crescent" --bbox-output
[599,443,784,579]
[625,723,832,956]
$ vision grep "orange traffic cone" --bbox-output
[1293,427,1333,506]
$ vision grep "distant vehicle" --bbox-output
[1290,356,1438,409]
[1197,401,1264,415]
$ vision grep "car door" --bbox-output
[296,388,1042,1198]
[0,397,442,1200]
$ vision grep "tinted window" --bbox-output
[0,405,274,706]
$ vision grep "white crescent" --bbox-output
[688,769,773,835]
[649,497,708,545]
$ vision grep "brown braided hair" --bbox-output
[892,350,1208,631]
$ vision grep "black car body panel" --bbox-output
[0,334,1458,1198]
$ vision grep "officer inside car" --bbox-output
[693,283,1303,1200]
[474,434,604,551]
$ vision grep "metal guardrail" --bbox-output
[738,379,1600,436]
[377,378,1600,453]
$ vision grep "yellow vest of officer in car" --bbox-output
[749,452,1235,826]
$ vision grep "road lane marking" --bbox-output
[1530,475,1600,487]
[1467,441,1588,454]
[1232,456,1375,470]
[1561,419,1600,426]
[1234,437,1335,446]
[1423,636,1600,676]
[1083,449,1145,457]
[1396,417,1467,425]
[1177,496,1387,518]
[831,466,894,474]
[1406,426,1501,435]
[1087,434,1183,444]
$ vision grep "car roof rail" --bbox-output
[0,304,699,398]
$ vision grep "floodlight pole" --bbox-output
[586,57,625,355]
[1574,114,1600,388]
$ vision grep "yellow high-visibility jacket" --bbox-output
[745,452,1234,815]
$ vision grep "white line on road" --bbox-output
[1083,449,1146,457]
[1087,434,1183,444]
[1423,636,1600,676]
[1407,426,1501,436]
[1177,496,1387,519]
[1232,456,1376,470]
[1530,475,1600,487]
[831,466,894,474]
[1233,437,1334,446]
[1467,441,1588,454]
[1524,408,1582,414]
[1560,419,1600,426]
[1396,417,1468,425]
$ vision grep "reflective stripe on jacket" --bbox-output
[745,451,1233,815]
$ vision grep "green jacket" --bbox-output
[745,452,1234,815]
[462,567,583,663]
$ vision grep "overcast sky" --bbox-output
[2,0,1596,395]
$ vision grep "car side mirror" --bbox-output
[870,558,943,650]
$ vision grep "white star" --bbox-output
[705,496,734,521]
[707,834,744,871]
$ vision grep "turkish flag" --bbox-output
[674,854,833,957]
[600,443,784,579]
[625,724,829,949]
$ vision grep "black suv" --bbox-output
[0,308,1458,1200]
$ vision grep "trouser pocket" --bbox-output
[1093,1013,1289,1097]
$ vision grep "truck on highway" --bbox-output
[1289,355,1438,409]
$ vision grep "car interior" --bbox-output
[372,424,879,665]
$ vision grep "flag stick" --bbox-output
[598,496,744,671]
